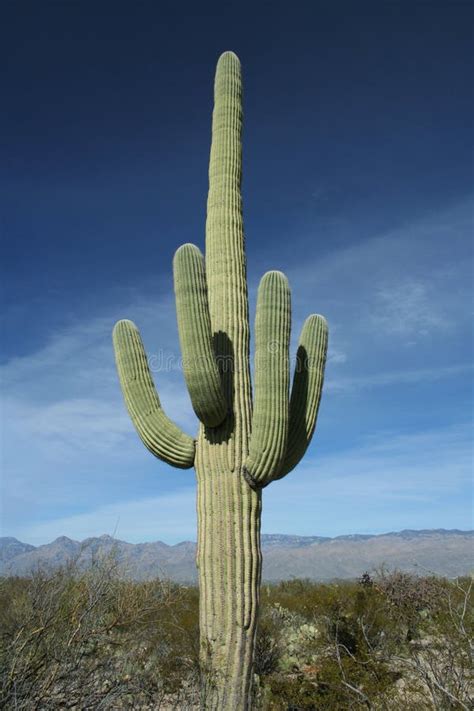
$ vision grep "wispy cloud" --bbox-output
[1,199,472,542]
[370,279,449,340]
[3,397,132,461]
[0,295,197,534]
[263,422,473,536]
[11,422,471,545]
[287,198,472,349]
[14,488,197,545]
[326,363,473,392]
[1,294,197,430]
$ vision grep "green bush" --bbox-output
[0,563,471,709]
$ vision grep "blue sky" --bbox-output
[1,2,473,544]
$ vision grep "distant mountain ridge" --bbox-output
[1,530,472,582]
[0,537,36,564]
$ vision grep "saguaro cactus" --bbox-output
[113,51,328,710]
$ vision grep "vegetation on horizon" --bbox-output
[1,555,472,710]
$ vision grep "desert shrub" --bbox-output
[1,566,471,709]
[255,608,283,677]
[0,554,200,709]
[256,573,473,710]
[262,578,346,622]
[133,582,200,693]
[260,672,319,710]
[391,575,472,710]
[375,569,444,641]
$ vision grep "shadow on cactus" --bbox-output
[112,51,328,710]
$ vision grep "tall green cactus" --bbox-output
[113,51,328,710]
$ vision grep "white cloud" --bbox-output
[14,488,197,545]
[284,423,472,501]
[286,198,472,350]
[326,363,473,393]
[263,422,473,536]
[1,293,197,433]
[3,397,132,461]
[0,293,198,531]
[327,349,347,364]
[370,279,449,339]
[11,422,471,545]
[1,199,472,542]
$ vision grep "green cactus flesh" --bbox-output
[113,51,328,710]
[173,243,227,427]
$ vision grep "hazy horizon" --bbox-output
[3,527,472,549]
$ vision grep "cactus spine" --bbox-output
[113,51,328,709]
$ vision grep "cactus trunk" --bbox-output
[113,50,328,710]
[196,470,261,707]
[195,51,260,707]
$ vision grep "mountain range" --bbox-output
[1,530,472,582]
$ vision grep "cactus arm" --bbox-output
[276,314,328,479]
[113,319,195,469]
[244,271,291,488]
[173,243,228,428]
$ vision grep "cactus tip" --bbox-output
[217,50,240,65]
[310,314,328,327]
[113,319,136,337]
[263,269,288,281]
[174,242,200,258]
